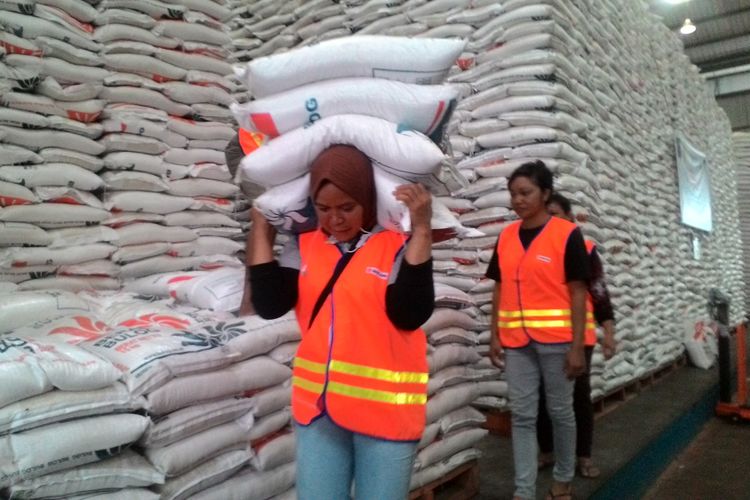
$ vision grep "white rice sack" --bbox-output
[254,174,316,234]
[0,335,120,409]
[119,254,241,279]
[153,20,231,46]
[0,107,49,129]
[114,223,197,247]
[0,222,51,247]
[103,192,195,214]
[0,163,103,191]
[418,422,440,451]
[248,409,291,443]
[0,414,149,487]
[163,148,226,166]
[141,397,255,448]
[240,115,444,187]
[190,462,295,500]
[248,383,292,418]
[67,488,159,499]
[154,449,251,500]
[0,243,115,267]
[239,35,465,97]
[155,50,232,76]
[36,77,102,102]
[426,382,482,424]
[103,53,185,82]
[146,356,292,415]
[99,134,168,155]
[160,81,233,106]
[33,187,103,208]
[0,126,104,154]
[80,325,243,397]
[167,178,239,198]
[428,344,482,374]
[439,406,486,435]
[0,11,100,52]
[0,181,38,206]
[144,414,253,477]
[166,118,234,141]
[421,308,480,334]
[102,152,176,177]
[40,148,103,171]
[415,428,487,470]
[101,171,169,192]
[111,243,169,264]
[100,86,192,117]
[171,268,245,312]
[268,342,298,366]
[5,450,163,500]
[0,143,42,165]
[0,290,91,333]
[231,78,457,141]
[119,270,206,296]
[187,163,232,182]
[164,212,239,228]
[0,382,143,434]
[251,431,295,471]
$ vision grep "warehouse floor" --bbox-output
[470,357,750,499]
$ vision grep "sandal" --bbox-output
[544,487,573,500]
[576,458,601,479]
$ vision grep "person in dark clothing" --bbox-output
[486,161,588,500]
[248,144,434,500]
[537,192,617,479]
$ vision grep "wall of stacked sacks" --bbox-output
[734,131,750,314]
[0,0,746,498]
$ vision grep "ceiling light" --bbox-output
[664,0,691,4]
[680,18,696,35]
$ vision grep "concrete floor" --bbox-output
[468,362,723,499]
[642,417,750,500]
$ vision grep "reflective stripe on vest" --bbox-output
[292,229,428,441]
[293,357,428,405]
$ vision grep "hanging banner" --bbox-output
[675,133,713,232]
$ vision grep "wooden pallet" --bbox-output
[481,408,511,437]
[409,460,480,500]
[593,354,687,417]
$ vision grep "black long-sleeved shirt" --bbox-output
[249,231,434,331]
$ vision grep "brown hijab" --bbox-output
[309,144,377,231]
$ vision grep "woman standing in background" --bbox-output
[486,161,589,500]
[537,192,618,479]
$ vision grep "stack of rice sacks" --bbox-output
[0,0,115,291]
[0,290,155,499]
[0,0,250,296]
[0,287,302,499]
[231,32,494,491]
[94,0,246,287]
[733,131,750,314]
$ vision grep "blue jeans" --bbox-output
[295,414,418,500]
[505,341,576,500]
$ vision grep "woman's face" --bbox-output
[547,201,573,222]
[509,176,549,220]
[314,182,364,242]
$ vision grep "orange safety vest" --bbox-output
[292,229,428,441]
[496,217,595,348]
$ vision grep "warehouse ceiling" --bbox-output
[650,0,750,73]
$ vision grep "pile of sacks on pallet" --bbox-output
[0,288,300,499]
[734,131,750,313]
[0,0,248,293]
[232,33,501,491]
